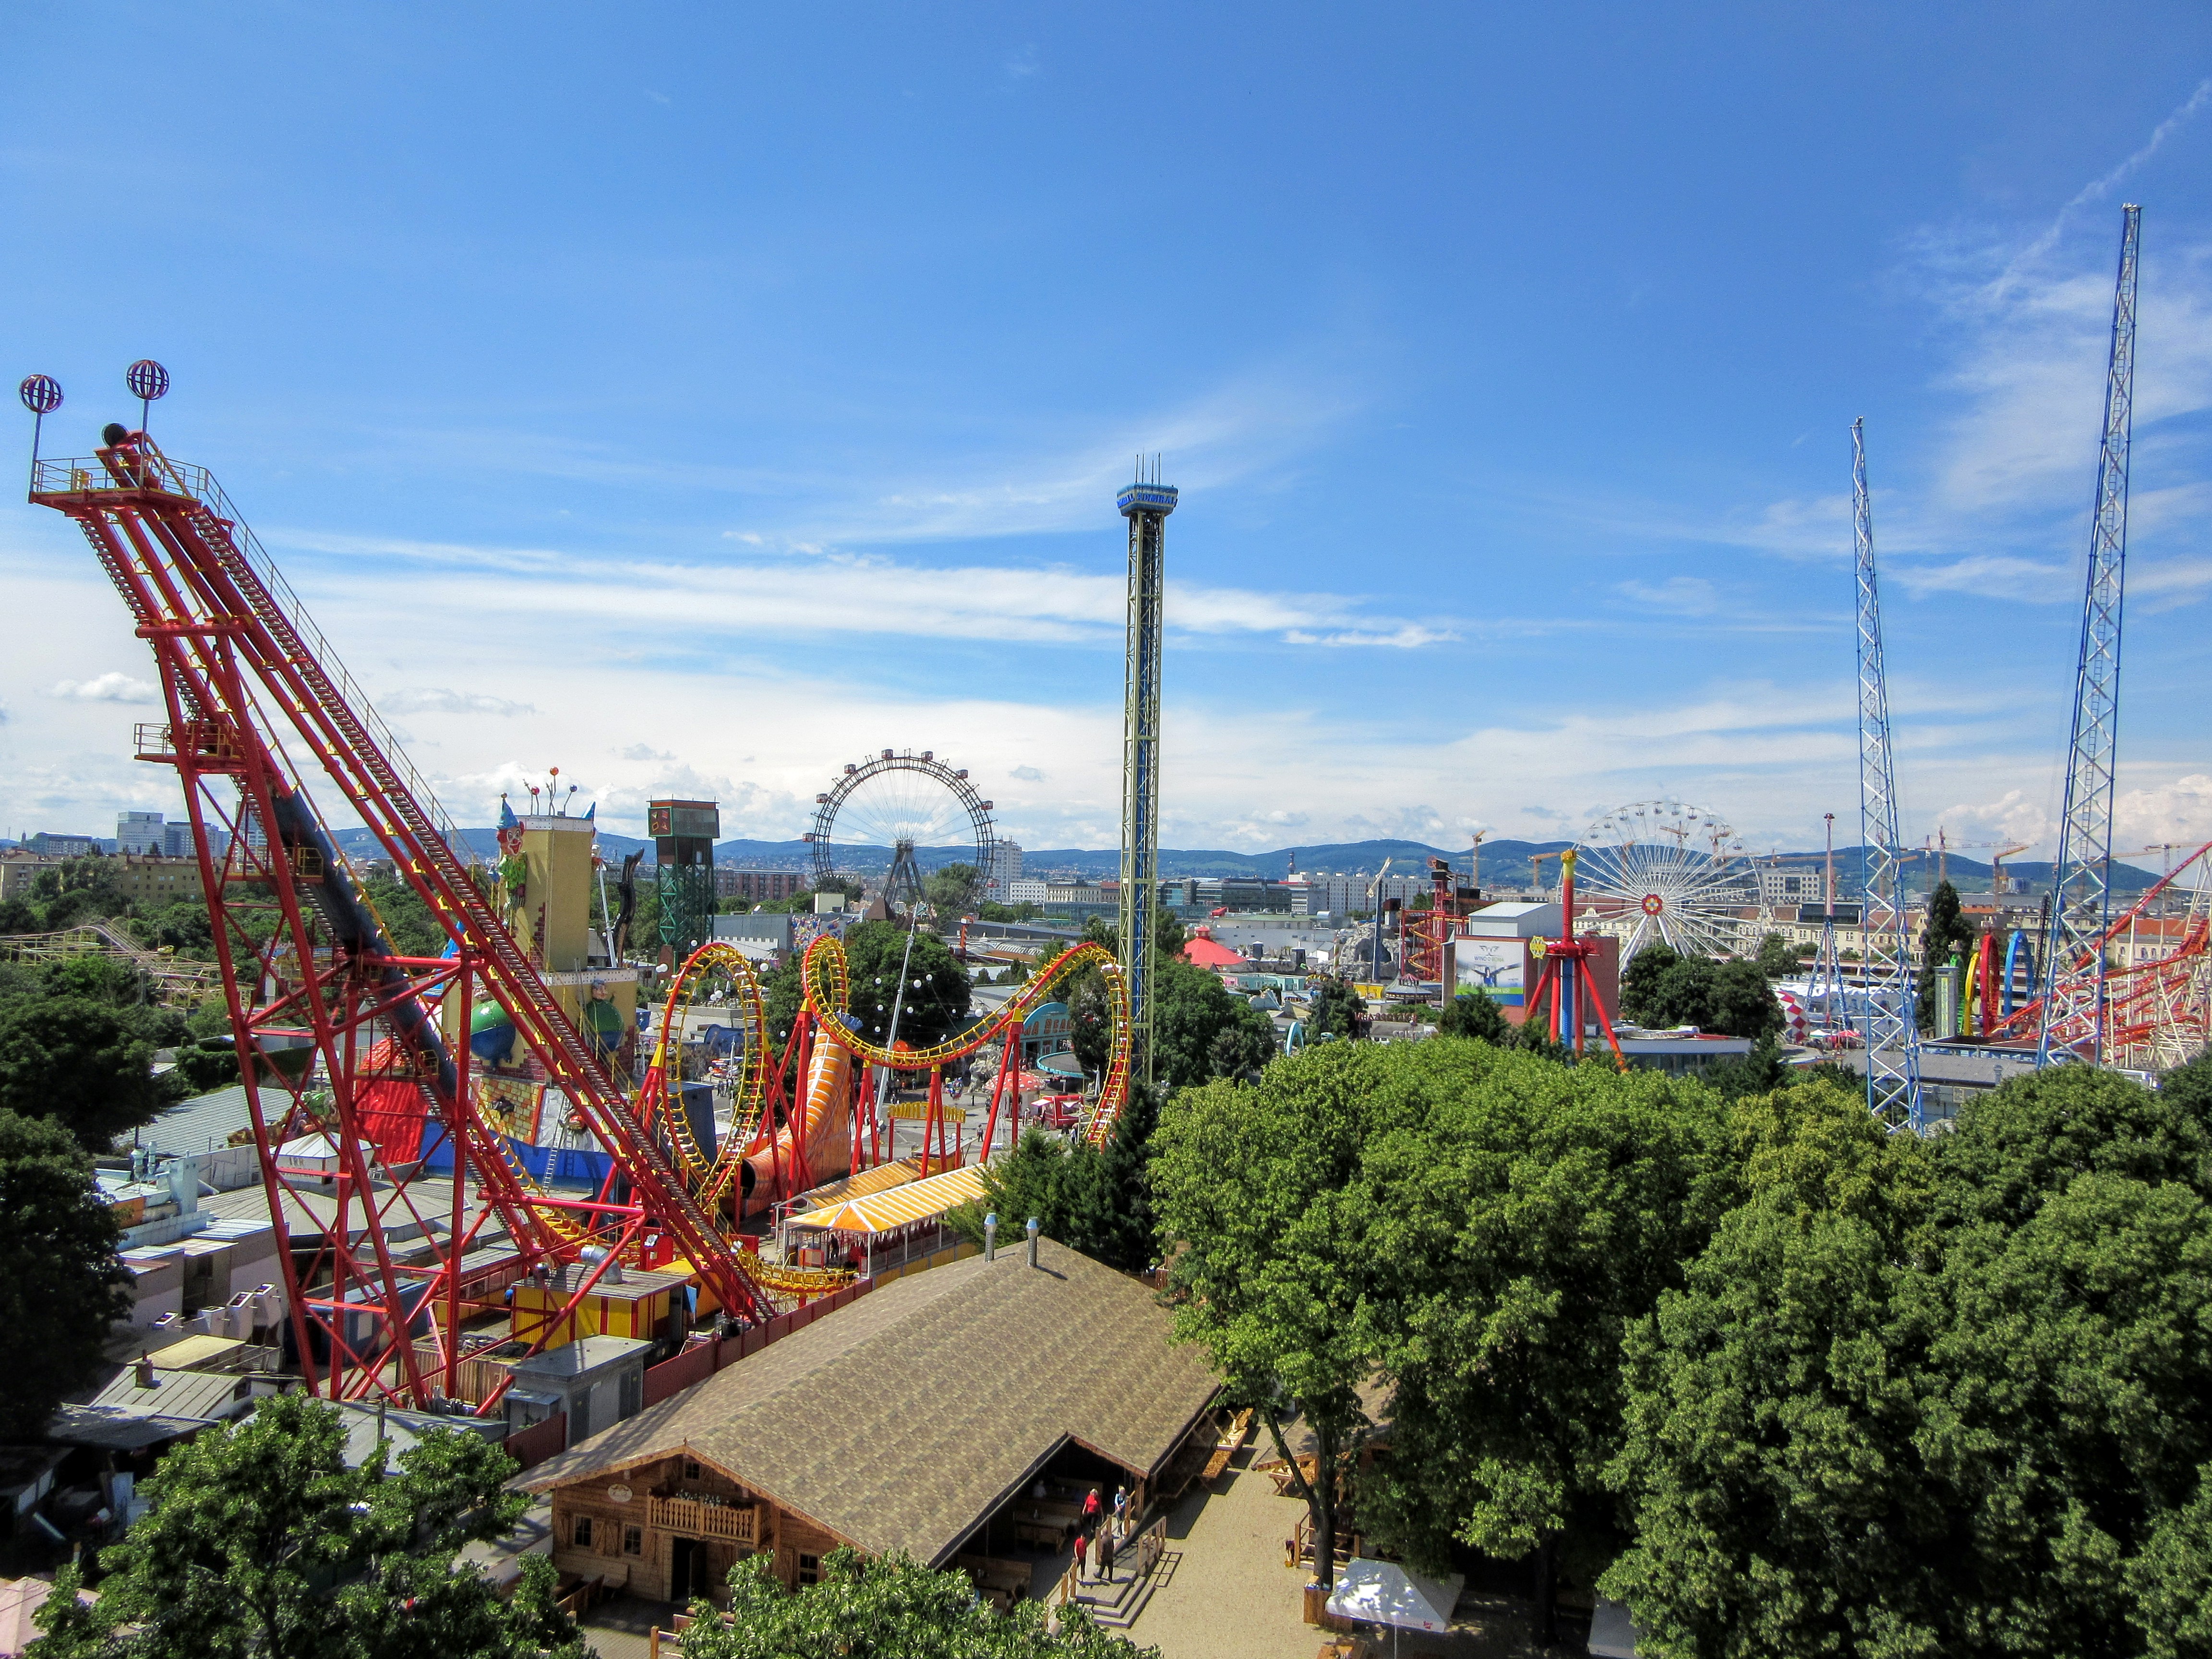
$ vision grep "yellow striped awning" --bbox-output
[788,1162,990,1238]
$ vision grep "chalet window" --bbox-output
[798,1553,820,1586]
[683,1459,701,1480]
[572,1516,593,1547]
[624,1525,643,1556]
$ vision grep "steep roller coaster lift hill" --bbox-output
[30,424,775,1406]
[25,409,1141,1409]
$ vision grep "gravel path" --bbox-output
[1126,1452,1324,1659]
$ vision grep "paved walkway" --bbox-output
[1125,1451,1323,1659]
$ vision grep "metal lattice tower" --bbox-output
[651,797,719,965]
[1117,462,1176,1088]
[1853,419,1923,1126]
[2040,204,2142,1065]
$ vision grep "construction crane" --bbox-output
[2040,204,2141,1067]
[1990,842,2030,900]
[1923,829,2014,892]
[1853,417,1923,1127]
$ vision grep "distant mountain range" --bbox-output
[328,828,2159,900]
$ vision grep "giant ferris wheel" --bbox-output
[1567,798,1755,964]
[805,749,998,912]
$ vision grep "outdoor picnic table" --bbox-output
[1015,1520,1068,1550]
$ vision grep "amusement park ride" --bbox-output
[19,382,1133,1410]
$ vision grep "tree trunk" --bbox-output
[1259,1404,1339,1595]
[1533,1531,1558,1648]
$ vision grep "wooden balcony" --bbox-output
[649,1494,757,1544]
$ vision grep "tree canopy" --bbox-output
[0,1109,131,1440]
[1617,944,1782,1040]
[950,1084,1162,1274]
[0,989,171,1149]
[1355,1045,1737,1641]
[672,1547,1155,1659]
[1151,1043,1406,1591]
[1602,1064,2212,1659]
[761,920,972,1049]
[32,1392,584,1659]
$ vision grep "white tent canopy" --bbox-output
[1324,1558,1464,1634]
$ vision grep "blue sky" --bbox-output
[3,5,2210,869]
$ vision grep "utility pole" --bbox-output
[1854,418,1923,1127]
[2040,204,2140,1066]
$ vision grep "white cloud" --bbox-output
[1008,765,1046,781]
[49,672,159,704]
[1615,575,1718,615]
[380,687,537,717]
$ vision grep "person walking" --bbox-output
[1074,1527,1091,1584]
[1097,1524,1117,1585]
[1112,1484,1129,1531]
[1082,1486,1102,1539]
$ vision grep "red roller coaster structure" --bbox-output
[30,427,1134,1409]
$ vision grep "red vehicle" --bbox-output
[1033,1094,1086,1130]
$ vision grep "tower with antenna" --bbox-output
[1853,418,1923,1127]
[2040,204,2141,1065]
[1117,457,1175,1087]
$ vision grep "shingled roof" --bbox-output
[519,1238,1219,1567]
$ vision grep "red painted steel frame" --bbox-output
[33,437,771,1407]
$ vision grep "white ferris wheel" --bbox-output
[1566,798,1755,964]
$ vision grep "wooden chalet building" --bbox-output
[519,1238,1220,1603]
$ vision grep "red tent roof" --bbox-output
[1182,935,1245,969]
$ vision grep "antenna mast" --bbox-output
[1854,418,1923,1126]
[2040,204,2141,1065]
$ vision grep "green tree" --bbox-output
[32,1392,585,1659]
[1435,988,1512,1043]
[761,920,972,1049]
[360,875,451,959]
[0,994,168,1149]
[1307,976,1365,1041]
[29,857,131,931]
[1708,958,1785,1041]
[1358,1046,1737,1643]
[1151,958,1276,1089]
[1152,1044,1406,1592]
[0,1109,131,1440]
[1916,879,1981,1036]
[1606,1066,2212,1659]
[923,862,983,915]
[1602,1081,1944,1659]
[1755,931,1799,980]
[950,1083,1162,1274]
[1904,1064,2212,1659]
[1618,943,1684,1026]
[673,1547,1154,1659]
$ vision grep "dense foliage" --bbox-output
[0,956,180,1149]
[760,919,973,1048]
[1151,1036,2212,1658]
[0,1109,131,1440]
[1617,943,1784,1039]
[674,1548,1154,1659]
[950,1084,1161,1273]
[32,1393,583,1659]
[1603,1059,2212,1659]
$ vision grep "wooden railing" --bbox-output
[648,1494,757,1544]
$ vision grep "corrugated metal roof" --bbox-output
[790,1162,989,1238]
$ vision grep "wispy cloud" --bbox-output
[381,687,537,717]
[1615,575,1718,615]
[50,672,158,704]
